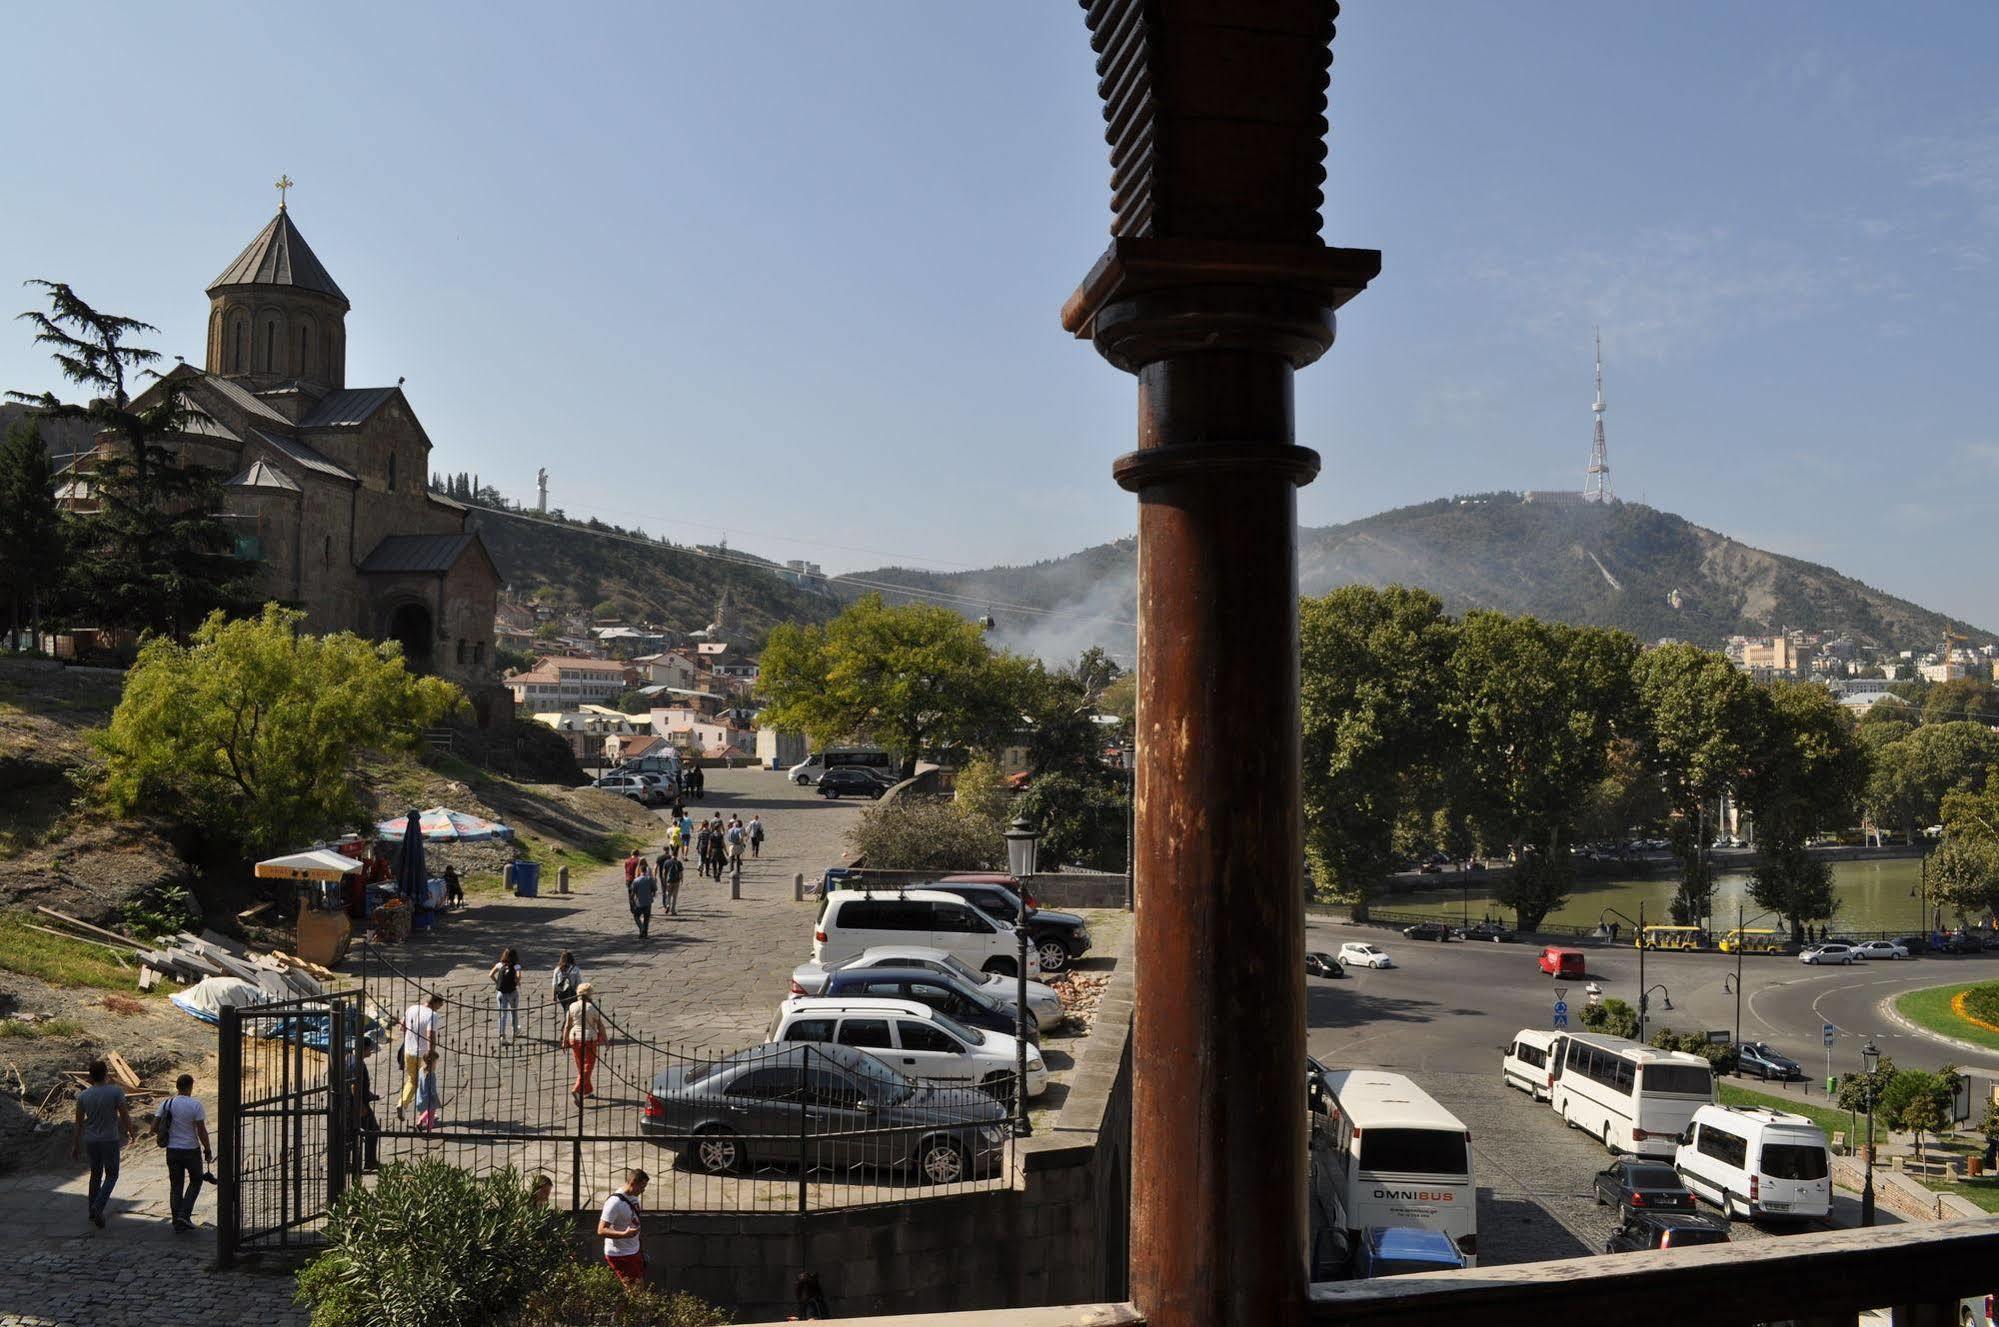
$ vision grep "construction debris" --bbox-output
[28,905,349,998]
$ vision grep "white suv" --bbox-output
[769,997,1048,1098]
[1799,943,1856,965]
[813,889,1041,978]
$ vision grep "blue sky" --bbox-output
[5,3,1997,628]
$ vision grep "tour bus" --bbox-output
[1309,1063,1478,1265]
[1717,928,1788,955]
[1637,925,1708,951]
[1551,1032,1716,1159]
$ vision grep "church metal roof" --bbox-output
[250,428,357,483]
[207,210,349,306]
[301,386,399,429]
[200,373,292,427]
[358,533,479,575]
[225,460,301,492]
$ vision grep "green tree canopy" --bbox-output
[1746,681,1869,941]
[1299,586,1455,916]
[1922,677,1998,727]
[96,605,462,852]
[1865,721,1999,844]
[757,594,1031,779]
[0,418,64,645]
[1935,770,1999,922]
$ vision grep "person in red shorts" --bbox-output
[599,1169,648,1285]
[560,983,607,1106]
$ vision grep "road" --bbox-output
[1301,918,1969,1264]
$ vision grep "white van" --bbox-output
[769,996,1048,1097]
[1501,1029,1560,1103]
[1674,1104,1831,1221]
[813,888,1041,978]
[1309,1064,1479,1265]
[789,747,895,786]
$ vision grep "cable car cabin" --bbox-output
[1638,925,1709,951]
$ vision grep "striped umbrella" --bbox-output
[375,806,515,843]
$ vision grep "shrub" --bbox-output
[1647,1027,1737,1076]
[1963,981,1999,1030]
[513,1263,731,1327]
[295,1161,570,1327]
[847,796,1002,872]
[1580,997,1638,1039]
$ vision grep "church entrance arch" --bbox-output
[386,601,434,674]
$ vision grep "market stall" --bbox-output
[254,847,363,966]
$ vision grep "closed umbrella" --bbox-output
[392,808,426,903]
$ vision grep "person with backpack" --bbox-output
[154,1074,213,1231]
[628,866,658,939]
[490,948,523,1043]
[694,822,714,879]
[748,815,765,859]
[599,1168,649,1285]
[662,853,684,916]
[551,952,582,1010]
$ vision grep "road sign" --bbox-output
[1553,987,1569,1003]
[1553,1000,1570,1017]
[1552,1012,1569,1029]
[1822,1022,1836,1048]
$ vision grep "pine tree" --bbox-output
[8,281,248,641]
[0,418,65,646]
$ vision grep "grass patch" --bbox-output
[1718,1082,1860,1141]
[1928,1176,1999,1214]
[0,912,140,991]
[1894,982,1999,1054]
[0,1016,87,1040]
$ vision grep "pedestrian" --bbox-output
[529,1174,554,1208]
[726,816,744,860]
[70,1059,134,1228]
[561,983,608,1106]
[689,765,705,799]
[154,1073,213,1232]
[623,848,642,886]
[677,809,694,854]
[414,1050,443,1131]
[663,853,684,916]
[395,993,444,1119]
[791,1270,831,1320]
[748,815,765,859]
[629,865,657,939]
[599,1168,648,1285]
[490,947,523,1043]
[443,865,464,909]
[695,822,714,879]
[344,1041,381,1172]
[666,820,683,860]
[552,951,583,1009]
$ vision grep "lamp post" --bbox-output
[1003,817,1039,1138]
[1640,983,1673,1041]
[1860,1038,1880,1226]
[1730,904,1778,1049]
[1600,902,1645,1038]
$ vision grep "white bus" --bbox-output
[1551,1033,1715,1159]
[1309,1064,1478,1265]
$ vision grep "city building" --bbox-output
[505,656,633,707]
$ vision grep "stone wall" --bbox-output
[593,935,1134,1321]
[1829,1152,1989,1223]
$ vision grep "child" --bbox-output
[443,865,464,909]
[414,1051,442,1131]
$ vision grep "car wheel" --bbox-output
[982,957,1018,978]
[1036,939,1070,974]
[794,773,810,785]
[825,787,839,799]
[917,1135,968,1185]
[689,1125,741,1175]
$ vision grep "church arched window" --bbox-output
[232,318,246,373]
[263,321,276,373]
[387,451,397,492]
[297,324,311,376]
[324,534,332,567]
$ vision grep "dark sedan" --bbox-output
[823,966,1040,1043]
[928,877,1093,974]
[1454,922,1516,943]
[818,768,888,799]
[1593,1158,1696,1219]
[1736,1041,1803,1082]
[1305,951,1347,979]
[1401,921,1456,942]
[641,1042,1006,1184]
[1603,1210,1730,1253]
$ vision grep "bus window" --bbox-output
[1358,1129,1469,1175]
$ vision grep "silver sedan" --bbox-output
[791,945,1066,1030]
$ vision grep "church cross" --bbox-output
[275,174,294,210]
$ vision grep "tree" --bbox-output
[0,417,63,646]
[1445,613,1637,932]
[1934,773,1999,922]
[1299,586,1454,917]
[1016,769,1130,872]
[846,796,1003,871]
[10,282,247,640]
[1633,644,1766,925]
[1922,677,1997,727]
[1865,722,1999,844]
[1878,1067,1960,1163]
[1096,672,1136,725]
[757,594,1031,779]
[1580,997,1640,1039]
[96,605,462,852]
[953,754,1012,829]
[1746,682,1868,942]
[1068,646,1122,700]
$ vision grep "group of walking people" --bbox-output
[69,1061,215,1232]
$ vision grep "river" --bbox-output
[1377,857,1952,934]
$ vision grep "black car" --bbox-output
[1603,1210,1731,1253]
[1593,1158,1696,1219]
[926,878,1093,974]
[822,966,1040,1044]
[1939,932,1987,955]
[1401,921,1456,942]
[1305,951,1347,979]
[1894,934,1933,955]
[818,768,888,799]
[1736,1041,1802,1081]
[1454,922,1517,943]
[641,1041,1006,1183]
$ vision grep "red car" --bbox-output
[1538,946,1586,979]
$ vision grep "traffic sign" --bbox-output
[1553,1000,1570,1017]
[1553,1013,1569,1029]
[1822,1022,1836,1048]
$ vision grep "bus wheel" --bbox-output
[1602,1123,1619,1156]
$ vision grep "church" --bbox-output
[112,196,506,718]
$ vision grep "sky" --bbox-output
[5,3,1998,628]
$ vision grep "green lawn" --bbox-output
[1719,1082,1860,1142]
[1894,981,1999,1054]
[1929,1176,1999,1213]
[0,912,146,991]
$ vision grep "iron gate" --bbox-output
[217,990,366,1264]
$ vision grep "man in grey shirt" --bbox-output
[70,1059,134,1228]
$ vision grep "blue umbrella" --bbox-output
[392,808,427,903]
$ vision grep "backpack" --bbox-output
[153,1097,178,1148]
[495,964,518,994]
[665,858,683,885]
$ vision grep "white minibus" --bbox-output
[1675,1104,1831,1220]
[1501,1029,1560,1103]
[1309,1064,1478,1265]
[1551,1032,1715,1159]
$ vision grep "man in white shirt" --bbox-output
[156,1073,213,1231]
[598,1168,648,1284]
[395,994,444,1118]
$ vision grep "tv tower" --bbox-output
[1584,327,1612,502]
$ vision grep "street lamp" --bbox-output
[1730,904,1777,1050]
[1002,817,1039,1138]
[1640,983,1673,1041]
[1600,902,1646,1038]
[1860,1038,1880,1226]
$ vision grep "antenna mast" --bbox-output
[1584,327,1612,502]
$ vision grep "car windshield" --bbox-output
[1762,1144,1828,1181]
[941,954,985,985]
[928,1008,982,1044]
[1626,1165,1679,1189]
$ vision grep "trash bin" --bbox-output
[512,861,541,898]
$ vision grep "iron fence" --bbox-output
[1330,907,1989,951]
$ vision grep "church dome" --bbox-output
[208,209,349,307]
[205,205,349,392]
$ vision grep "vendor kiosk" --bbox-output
[255,848,362,967]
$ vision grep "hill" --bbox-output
[847,497,1993,654]
[463,505,841,648]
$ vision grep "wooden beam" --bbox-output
[32,906,144,949]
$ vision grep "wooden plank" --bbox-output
[32,906,145,949]
[21,923,133,956]
[138,966,160,992]
[103,1051,140,1091]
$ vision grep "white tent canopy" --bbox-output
[254,848,363,880]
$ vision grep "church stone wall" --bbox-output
[439,556,500,686]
